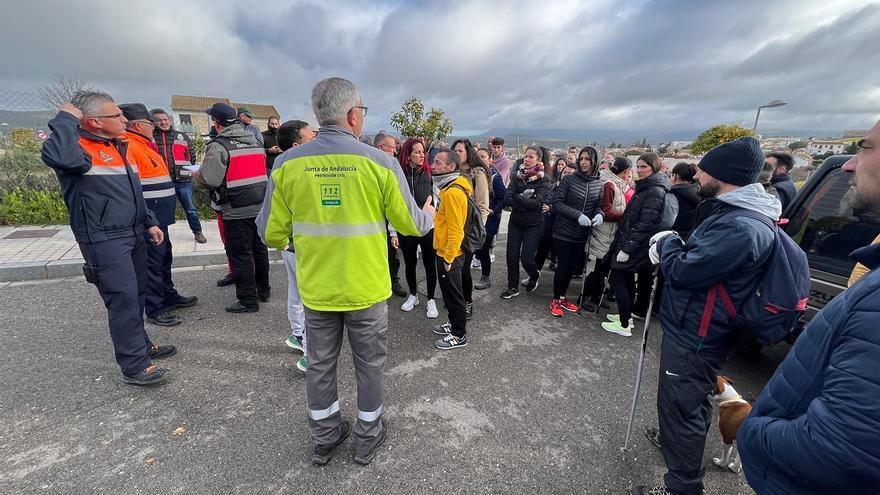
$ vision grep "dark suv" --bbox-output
[783,155,880,326]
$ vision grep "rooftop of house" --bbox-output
[171,95,279,119]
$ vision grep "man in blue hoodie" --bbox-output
[737,122,880,494]
[631,137,779,495]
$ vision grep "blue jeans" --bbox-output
[174,181,202,233]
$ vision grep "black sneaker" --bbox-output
[258,290,271,303]
[353,421,388,466]
[645,426,662,449]
[500,288,520,299]
[148,345,177,360]
[216,274,234,287]
[525,277,540,293]
[226,301,259,313]
[580,300,599,313]
[435,333,468,350]
[432,322,452,335]
[474,275,491,290]
[465,302,473,320]
[146,312,181,327]
[391,280,407,297]
[166,295,198,310]
[312,420,352,465]
[122,365,170,386]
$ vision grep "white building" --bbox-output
[807,140,846,155]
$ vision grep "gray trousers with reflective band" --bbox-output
[305,302,387,456]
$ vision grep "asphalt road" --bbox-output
[0,252,789,494]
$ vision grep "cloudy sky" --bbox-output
[2,0,878,136]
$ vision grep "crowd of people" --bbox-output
[39,76,880,492]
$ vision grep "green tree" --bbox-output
[844,141,860,154]
[787,140,807,151]
[390,97,453,149]
[688,124,754,155]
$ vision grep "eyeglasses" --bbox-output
[134,119,155,127]
[92,113,124,120]
[350,105,368,117]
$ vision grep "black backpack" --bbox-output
[451,184,487,253]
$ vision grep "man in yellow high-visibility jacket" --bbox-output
[263,77,434,466]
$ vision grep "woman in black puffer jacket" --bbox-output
[501,146,552,299]
[601,153,670,336]
[669,162,701,240]
[548,146,604,316]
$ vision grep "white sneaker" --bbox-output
[520,276,531,287]
[426,299,439,318]
[471,258,481,269]
[401,294,419,312]
[489,253,495,263]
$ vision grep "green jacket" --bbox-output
[261,126,433,311]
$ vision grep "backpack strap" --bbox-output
[696,207,775,338]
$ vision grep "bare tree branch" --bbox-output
[38,75,99,110]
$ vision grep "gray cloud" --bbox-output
[1,0,876,136]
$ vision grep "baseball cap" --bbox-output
[119,103,158,123]
[206,103,238,126]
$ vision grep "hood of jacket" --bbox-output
[599,168,627,190]
[717,182,782,221]
[577,146,601,179]
[670,182,701,207]
[635,170,671,193]
[215,123,258,145]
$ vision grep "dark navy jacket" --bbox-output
[770,172,797,212]
[42,112,157,244]
[738,244,880,495]
[486,167,506,237]
[657,196,775,358]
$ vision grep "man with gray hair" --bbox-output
[41,91,176,386]
[263,77,435,465]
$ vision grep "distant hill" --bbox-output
[0,110,53,130]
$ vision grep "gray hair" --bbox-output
[373,131,389,147]
[71,90,115,117]
[311,77,360,126]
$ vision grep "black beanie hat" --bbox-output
[698,137,765,187]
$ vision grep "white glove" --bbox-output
[649,230,677,247]
[616,251,630,263]
[578,214,591,226]
[591,213,604,227]
[521,189,535,199]
[649,243,661,265]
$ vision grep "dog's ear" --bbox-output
[720,375,735,386]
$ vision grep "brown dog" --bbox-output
[712,375,752,473]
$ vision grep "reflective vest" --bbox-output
[124,132,177,226]
[213,135,267,208]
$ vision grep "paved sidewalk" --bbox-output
[0,220,284,282]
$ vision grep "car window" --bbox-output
[785,169,880,278]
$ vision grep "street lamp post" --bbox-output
[753,99,787,132]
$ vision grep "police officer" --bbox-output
[120,103,198,326]
[193,103,270,312]
[41,91,176,386]
[264,77,434,466]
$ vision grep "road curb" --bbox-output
[0,249,284,283]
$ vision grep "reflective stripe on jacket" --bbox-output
[262,125,434,311]
[41,112,157,243]
[125,131,177,226]
[214,136,267,209]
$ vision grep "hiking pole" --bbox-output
[576,230,595,315]
[621,267,661,460]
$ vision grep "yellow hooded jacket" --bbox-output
[434,175,472,264]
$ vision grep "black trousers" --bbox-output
[474,233,495,277]
[224,217,270,306]
[610,269,636,326]
[633,268,655,316]
[506,221,543,289]
[461,251,474,304]
[387,232,400,283]
[399,231,437,299]
[552,238,586,299]
[144,225,179,317]
[657,336,722,495]
[436,255,466,337]
[534,222,555,271]
[79,235,152,375]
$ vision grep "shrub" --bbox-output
[0,188,69,225]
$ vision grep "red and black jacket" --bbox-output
[153,127,196,182]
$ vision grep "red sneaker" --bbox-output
[559,297,579,312]
[549,299,564,317]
